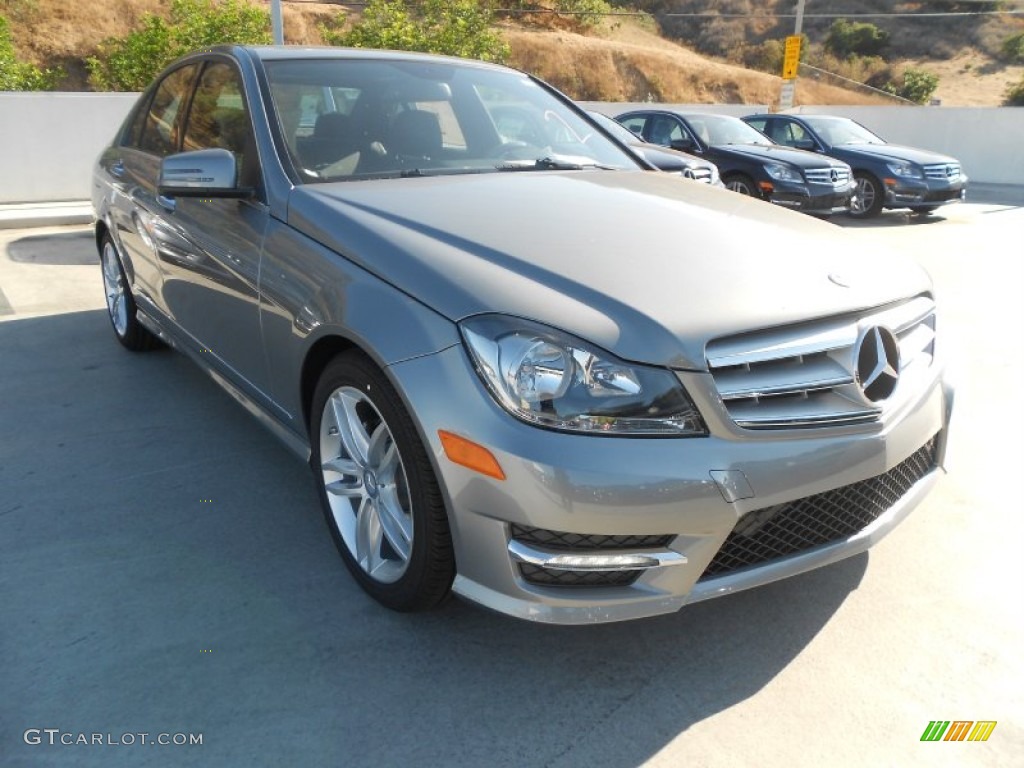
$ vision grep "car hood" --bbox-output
[711,143,845,169]
[631,142,711,171]
[834,143,960,166]
[288,171,930,370]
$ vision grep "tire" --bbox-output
[910,206,939,216]
[99,233,161,351]
[850,172,884,219]
[724,173,757,197]
[310,352,454,612]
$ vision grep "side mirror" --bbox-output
[158,148,252,199]
[670,137,696,152]
[794,138,817,151]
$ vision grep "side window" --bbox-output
[746,118,768,134]
[647,115,685,147]
[618,116,647,138]
[182,62,259,188]
[138,65,199,157]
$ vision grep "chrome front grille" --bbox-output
[924,163,961,181]
[684,167,714,184]
[805,167,851,185]
[706,295,936,429]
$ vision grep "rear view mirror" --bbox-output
[158,148,252,198]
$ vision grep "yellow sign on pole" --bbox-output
[782,35,802,80]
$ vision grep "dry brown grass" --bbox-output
[0,0,1014,105]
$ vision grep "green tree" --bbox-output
[321,0,509,63]
[1005,75,1024,106]
[825,19,890,58]
[0,14,61,90]
[1001,32,1024,63]
[883,68,940,104]
[88,0,271,91]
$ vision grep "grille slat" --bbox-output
[700,437,937,579]
[706,296,936,429]
[804,167,851,185]
[923,163,961,180]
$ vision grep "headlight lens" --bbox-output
[764,163,803,182]
[886,161,923,178]
[460,315,706,436]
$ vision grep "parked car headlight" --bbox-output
[764,163,803,182]
[460,315,706,436]
[886,161,923,179]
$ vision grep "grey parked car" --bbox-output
[93,46,953,624]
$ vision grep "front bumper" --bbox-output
[389,344,952,624]
[885,175,968,210]
[764,180,855,215]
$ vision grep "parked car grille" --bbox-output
[805,167,851,185]
[706,295,936,429]
[683,166,714,184]
[923,163,961,181]
[700,436,938,579]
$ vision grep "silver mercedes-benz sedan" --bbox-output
[92,46,952,624]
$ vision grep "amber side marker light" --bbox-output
[438,430,506,480]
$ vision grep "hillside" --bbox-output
[1,0,1020,105]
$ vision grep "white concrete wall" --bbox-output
[0,93,138,204]
[0,93,1021,202]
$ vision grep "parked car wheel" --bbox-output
[851,172,884,218]
[100,233,160,351]
[311,352,454,611]
[724,173,757,196]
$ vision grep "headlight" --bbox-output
[886,161,923,178]
[460,315,706,436]
[764,163,803,182]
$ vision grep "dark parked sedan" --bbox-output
[92,46,951,624]
[743,113,968,218]
[586,110,721,186]
[616,110,855,216]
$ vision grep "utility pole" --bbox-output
[778,0,806,111]
[272,0,284,45]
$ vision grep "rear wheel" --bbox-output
[724,173,757,196]
[850,172,884,218]
[310,352,454,611]
[99,233,160,351]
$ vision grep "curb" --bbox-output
[0,202,93,230]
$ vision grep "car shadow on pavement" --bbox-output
[6,229,97,265]
[1,309,867,768]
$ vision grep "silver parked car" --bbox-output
[93,46,952,624]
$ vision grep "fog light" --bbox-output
[543,553,661,571]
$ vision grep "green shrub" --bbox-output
[321,0,509,63]
[87,0,271,91]
[1001,32,1024,63]
[1005,75,1024,106]
[554,0,613,31]
[882,68,940,104]
[0,14,61,90]
[825,19,889,58]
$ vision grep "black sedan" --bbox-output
[743,113,968,218]
[616,110,855,216]
[586,110,721,186]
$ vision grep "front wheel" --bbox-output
[310,352,454,612]
[724,174,757,197]
[850,172,884,218]
[99,233,160,351]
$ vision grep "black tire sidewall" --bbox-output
[852,172,884,218]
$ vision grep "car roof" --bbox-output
[209,44,512,73]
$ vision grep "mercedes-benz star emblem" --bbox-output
[854,326,900,402]
[830,168,839,183]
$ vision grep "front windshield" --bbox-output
[804,116,885,145]
[264,58,639,181]
[684,115,773,146]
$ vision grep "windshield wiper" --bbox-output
[497,154,617,172]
